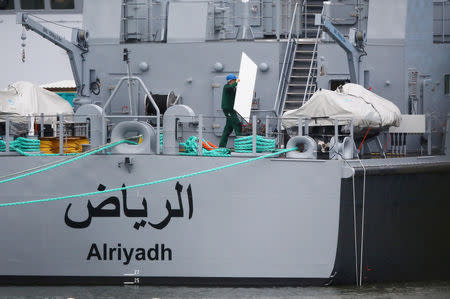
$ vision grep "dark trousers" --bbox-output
[219,110,242,147]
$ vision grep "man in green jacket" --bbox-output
[219,74,242,148]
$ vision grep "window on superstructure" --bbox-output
[445,74,450,95]
[0,0,14,10]
[20,0,45,10]
[51,0,74,10]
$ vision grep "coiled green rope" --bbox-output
[0,137,41,153]
[0,147,296,207]
[234,135,276,153]
[180,136,231,157]
[0,139,137,185]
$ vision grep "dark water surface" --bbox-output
[1,281,450,299]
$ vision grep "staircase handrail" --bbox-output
[302,24,321,105]
[303,0,308,38]
[274,2,300,116]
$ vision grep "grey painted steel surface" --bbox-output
[316,0,450,153]
[163,105,196,155]
[1,0,450,286]
[0,155,342,278]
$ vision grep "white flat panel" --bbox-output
[234,52,258,123]
[389,114,426,133]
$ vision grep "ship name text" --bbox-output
[87,243,172,265]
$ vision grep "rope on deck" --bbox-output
[0,147,296,207]
[0,138,138,185]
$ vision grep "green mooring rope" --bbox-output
[0,137,41,153]
[0,139,137,185]
[180,136,231,157]
[234,135,276,153]
[0,147,296,207]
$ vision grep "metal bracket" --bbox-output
[118,157,134,173]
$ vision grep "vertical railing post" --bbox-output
[252,115,257,155]
[156,115,161,155]
[298,116,303,136]
[304,0,308,38]
[296,0,301,37]
[288,0,292,35]
[198,114,203,156]
[27,114,32,136]
[427,114,432,155]
[350,118,354,141]
[334,118,339,144]
[102,114,107,147]
[403,133,407,156]
[445,113,450,155]
[276,0,281,40]
[265,115,269,138]
[40,113,44,138]
[304,118,309,136]
[58,114,64,155]
[5,116,10,153]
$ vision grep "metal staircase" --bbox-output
[284,39,318,111]
[274,0,325,115]
[302,0,325,38]
[282,0,324,112]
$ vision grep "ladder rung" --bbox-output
[292,67,317,70]
[290,75,309,78]
[294,58,316,62]
[285,100,308,104]
[287,92,315,95]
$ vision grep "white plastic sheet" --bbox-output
[0,81,73,123]
[234,52,257,123]
[282,83,401,129]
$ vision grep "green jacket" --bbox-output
[221,82,238,111]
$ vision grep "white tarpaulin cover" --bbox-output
[234,52,257,123]
[0,81,73,123]
[282,83,401,129]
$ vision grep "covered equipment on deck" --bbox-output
[0,81,73,123]
[282,83,401,133]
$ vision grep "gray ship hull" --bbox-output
[1,154,449,286]
[0,154,342,285]
[334,159,450,285]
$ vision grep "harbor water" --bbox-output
[1,281,450,298]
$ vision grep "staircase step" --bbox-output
[291,75,308,81]
[289,83,309,87]
[297,40,318,44]
[303,12,321,16]
[285,100,312,104]
[287,91,315,96]
[292,66,317,70]
[290,75,310,79]
[296,50,315,53]
[294,58,316,62]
